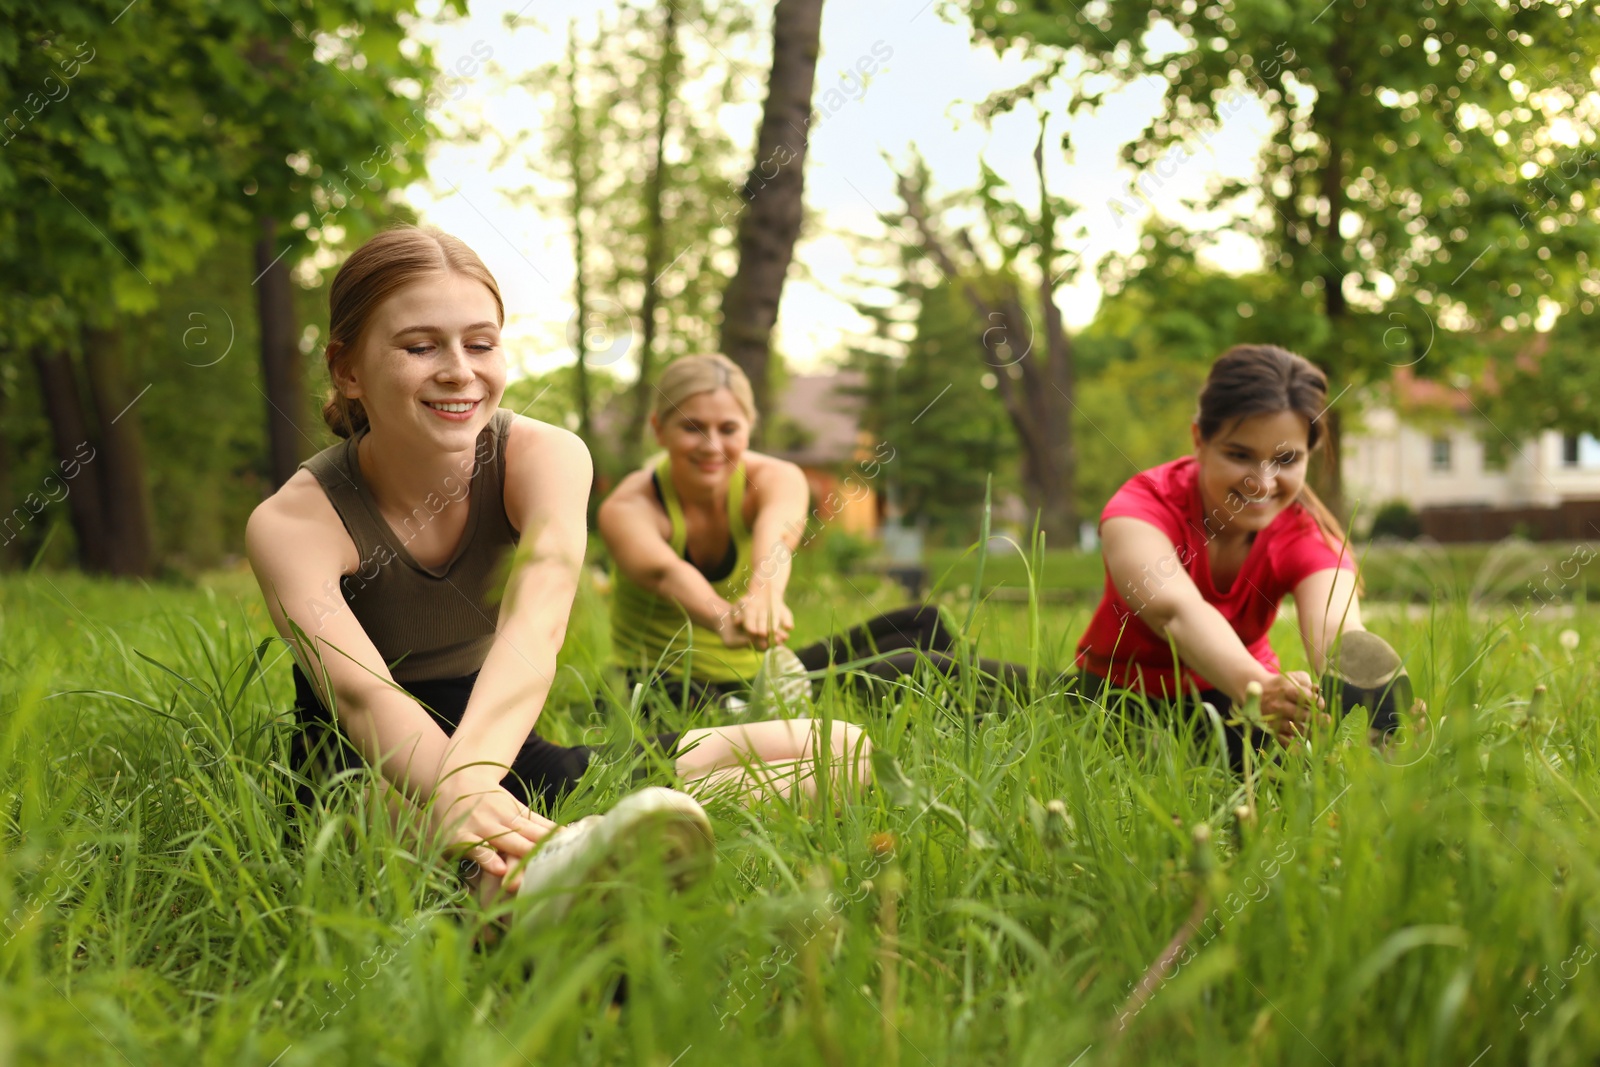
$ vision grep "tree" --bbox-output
[965,0,1600,509]
[852,283,1018,534]
[890,143,1082,544]
[516,2,758,472]
[0,0,453,572]
[1073,224,1312,516]
[201,1,463,489]
[1,3,226,574]
[718,0,825,428]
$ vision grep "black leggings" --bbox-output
[289,666,680,813]
[634,605,1031,709]
[1072,672,1265,772]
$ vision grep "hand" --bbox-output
[1257,670,1327,742]
[717,607,755,649]
[429,772,557,890]
[736,593,793,649]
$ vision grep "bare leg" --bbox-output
[671,718,873,802]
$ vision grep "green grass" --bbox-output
[3,559,1600,1065]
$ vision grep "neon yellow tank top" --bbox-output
[609,454,768,685]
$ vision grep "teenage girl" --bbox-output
[246,228,870,898]
[599,354,1030,711]
[1075,344,1408,763]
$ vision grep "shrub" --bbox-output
[1368,500,1422,541]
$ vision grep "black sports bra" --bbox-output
[650,472,738,582]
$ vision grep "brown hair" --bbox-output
[1196,344,1348,551]
[321,226,504,438]
[651,354,758,426]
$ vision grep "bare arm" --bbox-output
[737,456,810,646]
[1102,516,1274,703]
[598,471,749,646]
[441,420,591,777]
[1102,516,1320,732]
[1292,566,1364,674]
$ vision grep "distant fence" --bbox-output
[1420,499,1600,543]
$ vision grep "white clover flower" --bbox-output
[1559,629,1580,652]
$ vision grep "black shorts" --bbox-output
[289,666,681,812]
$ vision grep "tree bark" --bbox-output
[81,327,155,576]
[31,346,112,571]
[624,0,681,467]
[257,215,303,490]
[718,0,825,427]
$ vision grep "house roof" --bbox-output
[1392,367,1477,415]
[772,371,870,467]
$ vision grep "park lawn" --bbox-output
[2,564,1599,1066]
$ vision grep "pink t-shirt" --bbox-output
[1075,457,1355,699]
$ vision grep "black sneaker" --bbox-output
[1322,630,1412,737]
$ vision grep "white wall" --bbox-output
[1344,409,1600,515]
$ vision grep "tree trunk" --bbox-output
[1030,124,1077,541]
[257,215,303,490]
[718,0,825,427]
[624,0,681,467]
[31,346,112,571]
[1314,32,1351,513]
[567,24,594,448]
[81,327,155,576]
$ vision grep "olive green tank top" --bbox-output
[609,453,768,685]
[298,409,518,683]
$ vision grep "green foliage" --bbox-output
[1369,501,1423,542]
[965,0,1600,396]
[0,0,459,571]
[851,282,1018,533]
[511,2,760,472]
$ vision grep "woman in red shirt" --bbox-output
[1075,344,1409,764]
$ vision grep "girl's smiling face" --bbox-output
[653,387,751,491]
[336,271,506,449]
[1193,409,1312,537]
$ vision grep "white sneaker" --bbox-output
[752,645,814,715]
[514,787,715,926]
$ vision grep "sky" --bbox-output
[397,0,1278,379]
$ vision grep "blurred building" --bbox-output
[770,371,881,536]
[1343,369,1600,540]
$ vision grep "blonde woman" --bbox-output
[246,228,870,904]
[599,354,1030,712]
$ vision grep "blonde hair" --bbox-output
[651,354,757,426]
[321,226,504,439]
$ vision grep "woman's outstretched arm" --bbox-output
[598,470,750,646]
[736,457,810,647]
[1101,516,1320,734]
[1292,567,1364,673]
[443,420,591,779]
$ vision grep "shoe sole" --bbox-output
[517,789,716,927]
[596,790,717,893]
[1326,631,1412,736]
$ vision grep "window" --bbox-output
[1430,436,1452,472]
[1561,433,1600,469]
